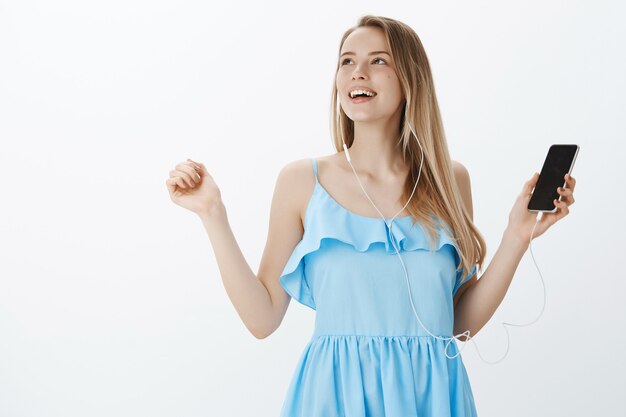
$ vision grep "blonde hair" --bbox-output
[330,15,486,283]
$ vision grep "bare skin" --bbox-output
[164,25,578,341]
[164,154,464,340]
[335,26,408,180]
[301,153,412,222]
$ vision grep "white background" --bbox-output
[1,1,623,416]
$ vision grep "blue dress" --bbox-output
[279,158,479,417]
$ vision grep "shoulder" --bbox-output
[452,160,470,181]
[276,158,320,226]
[278,154,340,188]
[276,158,315,201]
[451,160,473,221]
[277,154,340,225]
[278,158,312,178]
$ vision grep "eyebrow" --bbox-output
[339,50,390,57]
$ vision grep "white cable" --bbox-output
[342,128,546,364]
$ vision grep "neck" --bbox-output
[344,123,407,181]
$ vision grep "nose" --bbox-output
[352,62,368,80]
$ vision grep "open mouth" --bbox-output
[349,91,377,99]
[350,93,377,102]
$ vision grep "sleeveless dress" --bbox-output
[278,158,479,417]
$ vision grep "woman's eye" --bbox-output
[340,57,387,65]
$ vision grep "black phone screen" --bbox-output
[528,144,579,212]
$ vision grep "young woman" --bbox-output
[165,15,576,417]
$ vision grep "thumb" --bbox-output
[524,172,539,195]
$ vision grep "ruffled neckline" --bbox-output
[279,181,475,310]
[304,181,458,255]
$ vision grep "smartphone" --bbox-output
[528,144,580,213]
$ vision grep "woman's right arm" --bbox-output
[169,159,308,339]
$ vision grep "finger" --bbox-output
[165,178,178,192]
[557,187,570,200]
[177,162,200,178]
[186,164,202,182]
[175,164,201,186]
[554,198,570,220]
[524,172,540,195]
[565,173,576,188]
[554,197,566,210]
[557,187,575,206]
[166,176,187,189]
[169,170,194,188]
[168,170,189,188]
[187,158,204,173]
[557,186,572,196]
[190,159,210,175]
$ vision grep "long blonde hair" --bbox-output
[330,15,486,283]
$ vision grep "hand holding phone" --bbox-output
[506,144,578,244]
[528,144,579,213]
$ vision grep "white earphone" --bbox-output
[341,131,545,364]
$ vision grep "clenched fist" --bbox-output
[165,158,223,217]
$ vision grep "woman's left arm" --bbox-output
[453,172,577,340]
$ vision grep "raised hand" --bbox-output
[165,158,223,217]
[507,172,576,243]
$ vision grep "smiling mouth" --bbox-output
[349,94,377,102]
[348,91,377,99]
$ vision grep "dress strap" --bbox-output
[311,158,319,184]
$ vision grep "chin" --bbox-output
[346,111,391,123]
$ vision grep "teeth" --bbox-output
[350,89,376,98]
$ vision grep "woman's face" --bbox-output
[336,26,404,123]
